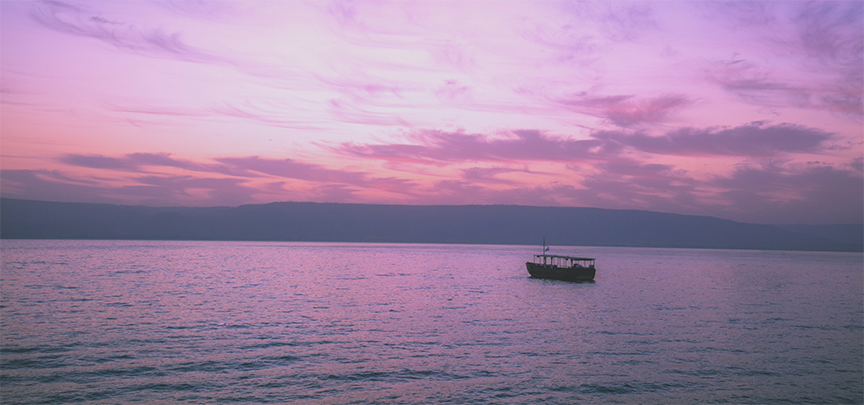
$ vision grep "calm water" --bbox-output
[1,240,861,404]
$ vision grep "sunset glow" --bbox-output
[2,0,862,224]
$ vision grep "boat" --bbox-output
[526,240,596,282]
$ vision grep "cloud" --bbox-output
[160,0,237,21]
[712,162,864,224]
[60,154,141,171]
[216,156,419,198]
[321,123,862,223]
[709,69,856,119]
[327,97,410,126]
[59,153,247,177]
[409,159,700,211]
[8,151,864,223]
[520,2,658,70]
[559,159,863,224]
[558,93,691,127]
[713,1,777,28]
[54,153,421,203]
[1,169,123,204]
[337,122,832,166]
[457,159,863,225]
[30,0,233,65]
[596,122,833,157]
[850,157,864,173]
[708,2,863,117]
[596,2,657,42]
[563,159,702,213]
[128,175,258,206]
[461,167,526,185]
[208,101,320,129]
[795,2,863,87]
[216,156,366,184]
[338,129,603,164]
[1,168,265,207]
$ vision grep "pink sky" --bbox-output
[1,0,862,224]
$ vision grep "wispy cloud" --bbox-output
[594,2,657,42]
[159,0,237,22]
[31,0,233,65]
[706,2,863,117]
[795,2,863,88]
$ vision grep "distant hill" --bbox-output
[1,198,861,252]
[775,224,863,247]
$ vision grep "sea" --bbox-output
[1,240,861,404]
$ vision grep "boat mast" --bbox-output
[542,238,546,265]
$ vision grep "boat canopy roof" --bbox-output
[534,254,594,261]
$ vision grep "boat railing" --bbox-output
[533,254,595,268]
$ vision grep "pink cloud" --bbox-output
[558,93,691,127]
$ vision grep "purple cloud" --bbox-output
[706,65,860,118]
[54,152,421,202]
[217,156,366,184]
[217,156,419,197]
[60,154,141,170]
[31,0,233,65]
[565,159,702,212]
[1,168,264,207]
[596,2,657,42]
[337,122,833,165]
[1,169,124,204]
[708,2,863,116]
[712,163,864,224]
[596,122,833,157]
[59,153,248,177]
[159,0,236,21]
[128,175,257,206]
[461,167,528,185]
[796,2,863,87]
[338,129,604,164]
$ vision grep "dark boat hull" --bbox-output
[526,262,595,282]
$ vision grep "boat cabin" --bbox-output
[531,254,595,269]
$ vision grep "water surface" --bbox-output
[2,241,861,403]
